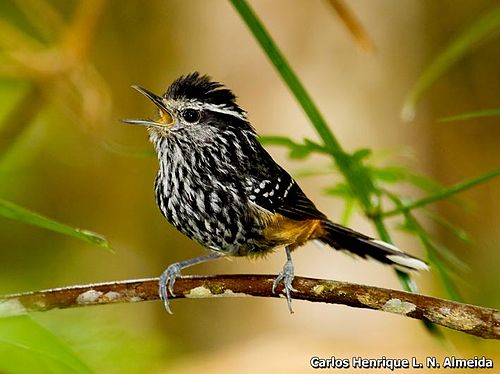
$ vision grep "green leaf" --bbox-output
[397,220,469,273]
[259,135,328,159]
[422,209,471,243]
[303,138,323,149]
[351,148,372,162]
[402,6,500,121]
[323,182,352,197]
[0,199,111,250]
[438,108,500,122]
[384,192,463,301]
[385,193,463,301]
[0,316,92,373]
[382,168,500,217]
[428,239,470,274]
[258,135,295,147]
[369,166,409,184]
[293,164,337,178]
[369,166,447,197]
[402,172,444,193]
[406,217,463,302]
[369,167,468,209]
[340,198,356,226]
[288,145,312,159]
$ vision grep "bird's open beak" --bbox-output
[122,85,174,128]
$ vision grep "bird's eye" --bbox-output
[181,109,200,123]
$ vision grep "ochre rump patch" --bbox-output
[262,213,324,250]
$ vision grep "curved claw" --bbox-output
[157,253,224,315]
[159,263,182,314]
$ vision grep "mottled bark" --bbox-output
[1,275,498,339]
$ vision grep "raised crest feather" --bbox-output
[165,72,246,117]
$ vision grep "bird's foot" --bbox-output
[158,252,223,314]
[272,255,298,314]
[159,263,182,314]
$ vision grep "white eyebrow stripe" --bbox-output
[202,103,247,120]
[169,99,247,121]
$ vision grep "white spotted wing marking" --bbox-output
[245,176,295,213]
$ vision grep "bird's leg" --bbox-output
[159,251,223,314]
[272,246,298,313]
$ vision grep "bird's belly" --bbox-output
[156,177,267,254]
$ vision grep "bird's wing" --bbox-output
[244,144,326,221]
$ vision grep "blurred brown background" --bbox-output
[0,0,499,373]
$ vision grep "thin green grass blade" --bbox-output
[383,169,500,217]
[230,0,342,154]
[0,199,111,250]
[397,220,470,274]
[407,216,463,302]
[374,195,456,342]
[428,238,470,274]
[230,0,376,209]
[422,209,471,243]
[361,211,445,340]
[438,108,500,122]
[402,6,500,121]
[0,316,92,373]
[231,0,435,335]
[371,216,418,292]
[385,192,463,302]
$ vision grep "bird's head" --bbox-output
[122,72,254,147]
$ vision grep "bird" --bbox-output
[122,72,429,314]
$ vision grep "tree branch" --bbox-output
[0,275,498,339]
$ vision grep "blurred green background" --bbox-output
[1,0,499,373]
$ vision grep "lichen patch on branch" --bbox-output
[185,286,213,298]
[76,289,103,304]
[0,299,27,317]
[382,298,417,315]
[356,293,379,309]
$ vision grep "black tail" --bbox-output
[319,221,429,271]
